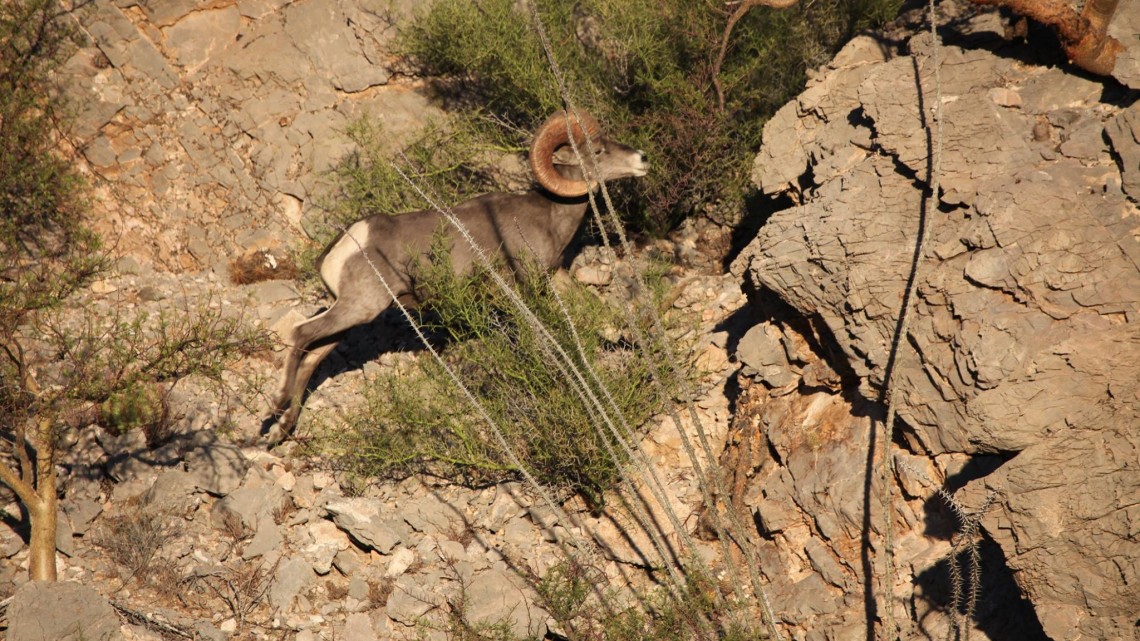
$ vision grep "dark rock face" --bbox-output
[732,9,1140,641]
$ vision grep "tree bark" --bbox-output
[26,493,57,581]
[1,414,60,582]
[973,0,1123,75]
[29,416,58,581]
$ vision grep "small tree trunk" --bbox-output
[26,494,58,581]
[28,416,59,581]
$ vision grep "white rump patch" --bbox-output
[321,220,370,298]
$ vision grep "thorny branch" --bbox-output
[972,0,1123,75]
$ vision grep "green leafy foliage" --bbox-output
[325,239,674,505]
[46,305,270,403]
[391,0,904,234]
[100,382,166,436]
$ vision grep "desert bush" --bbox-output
[323,239,676,506]
[45,304,270,402]
[534,559,759,641]
[0,0,99,335]
[99,381,167,437]
[228,249,299,285]
[180,559,276,630]
[387,0,905,234]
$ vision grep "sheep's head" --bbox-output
[530,110,648,198]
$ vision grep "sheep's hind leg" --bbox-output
[264,298,380,445]
[264,341,339,446]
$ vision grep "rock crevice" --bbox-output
[733,6,1140,639]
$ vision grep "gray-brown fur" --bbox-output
[263,114,647,445]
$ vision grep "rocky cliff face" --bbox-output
[61,0,436,275]
[731,4,1140,639]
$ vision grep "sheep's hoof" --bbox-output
[257,412,294,449]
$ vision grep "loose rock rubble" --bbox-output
[2,225,750,641]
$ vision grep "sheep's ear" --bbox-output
[551,146,580,166]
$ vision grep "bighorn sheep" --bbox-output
[264,111,648,443]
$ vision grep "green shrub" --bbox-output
[535,559,762,641]
[387,0,905,234]
[323,238,675,505]
[0,0,100,334]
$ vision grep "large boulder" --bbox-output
[732,7,1140,640]
[7,581,122,641]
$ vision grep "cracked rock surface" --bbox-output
[733,4,1140,639]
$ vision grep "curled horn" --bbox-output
[529,110,601,198]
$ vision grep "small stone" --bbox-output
[312,471,334,489]
[347,576,369,600]
[163,7,241,71]
[62,497,103,536]
[116,256,142,275]
[325,498,402,553]
[193,622,226,641]
[385,574,446,625]
[483,486,525,532]
[251,279,298,303]
[91,279,118,294]
[7,581,122,641]
[463,569,549,640]
[243,520,283,560]
[342,612,379,641]
[385,547,415,578]
[269,557,317,612]
[55,511,74,557]
[303,520,350,574]
[401,494,465,535]
[333,547,362,576]
[736,323,796,387]
[184,444,249,496]
[137,285,165,301]
[275,469,297,492]
[437,539,466,562]
[988,87,1021,108]
[84,136,117,168]
[572,264,612,286]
